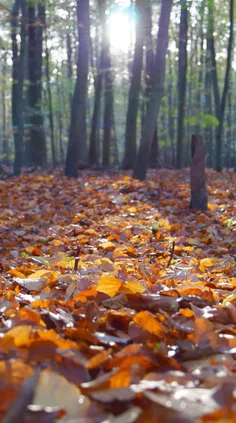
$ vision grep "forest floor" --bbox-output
[0,168,235,423]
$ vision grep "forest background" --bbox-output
[0,0,235,178]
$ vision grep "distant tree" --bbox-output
[11,0,27,175]
[89,0,106,166]
[45,21,56,165]
[102,0,116,167]
[27,2,47,167]
[176,0,188,169]
[65,0,89,177]
[133,0,173,180]
[122,0,145,169]
[102,46,115,166]
[144,0,158,167]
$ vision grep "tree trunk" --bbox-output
[205,34,213,168]
[189,134,208,211]
[56,67,64,163]
[28,2,47,167]
[102,0,115,167]
[65,0,90,177]
[45,23,56,165]
[89,0,106,166]
[12,0,27,175]
[102,49,115,167]
[133,0,173,181]
[66,32,73,108]
[226,83,232,169]
[89,52,103,165]
[176,0,188,169]
[2,53,8,162]
[122,0,145,169]
[167,52,175,168]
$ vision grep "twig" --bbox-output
[167,241,175,268]
[73,246,81,271]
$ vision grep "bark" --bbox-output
[189,134,208,211]
[27,3,47,167]
[176,0,188,169]
[122,0,145,169]
[133,0,173,181]
[65,0,90,177]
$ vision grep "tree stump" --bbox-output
[189,134,208,211]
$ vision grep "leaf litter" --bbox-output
[0,169,235,422]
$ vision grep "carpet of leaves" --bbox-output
[0,169,235,423]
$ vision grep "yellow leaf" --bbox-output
[133,311,163,337]
[100,241,116,252]
[28,269,55,279]
[157,218,170,229]
[2,325,32,350]
[200,258,218,268]
[222,293,236,306]
[121,281,145,294]
[128,207,137,213]
[96,275,124,297]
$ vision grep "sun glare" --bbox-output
[107,3,136,54]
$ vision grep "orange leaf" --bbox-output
[0,325,32,351]
[86,348,112,370]
[96,275,124,297]
[133,311,164,337]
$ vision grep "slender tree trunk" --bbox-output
[142,0,158,167]
[196,2,205,134]
[205,35,213,168]
[176,0,188,169]
[28,2,47,167]
[102,49,114,166]
[89,0,106,166]
[45,24,56,165]
[122,0,145,169]
[56,67,64,163]
[2,53,8,161]
[226,83,232,169]
[167,52,175,167]
[133,0,173,181]
[12,0,27,175]
[89,52,103,165]
[66,32,73,108]
[65,0,90,177]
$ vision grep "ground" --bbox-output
[0,169,235,422]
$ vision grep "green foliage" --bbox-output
[184,113,219,129]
